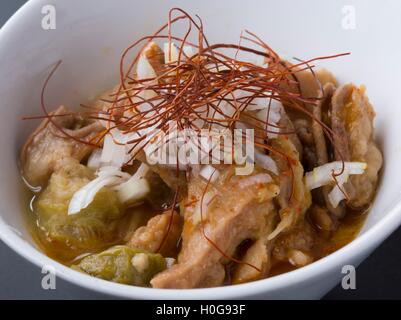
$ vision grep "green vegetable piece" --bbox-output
[34,162,124,250]
[72,245,166,286]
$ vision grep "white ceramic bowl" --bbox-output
[0,0,400,299]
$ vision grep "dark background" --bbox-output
[0,0,400,300]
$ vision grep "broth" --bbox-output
[23,185,157,265]
[270,210,366,276]
[23,180,367,276]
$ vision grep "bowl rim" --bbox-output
[0,0,400,300]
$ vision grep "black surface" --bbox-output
[1,0,400,300]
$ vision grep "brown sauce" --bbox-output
[270,209,367,276]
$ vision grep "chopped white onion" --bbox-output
[101,132,127,168]
[254,148,279,175]
[288,249,312,267]
[113,163,151,204]
[328,185,347,208]
[183,45,194,58]
[68,175,122,215]
[115,177,150,204]
[164,42,180,64]
[327,173,349,208]
[68,162,149,214]
[165,257,176,269]
[131,253,149,273]
[87,149,102,170]
[305,161,366,190]
[97,166,131,180]
[200,165,219,183]
[219,101,236,119]
[136,51,158,103]
[305,161,367,208]
[246,96,282,112]
[267,215,292,241]
[239,173,272,188]
[137,52,157,80]
[254,99,282,138]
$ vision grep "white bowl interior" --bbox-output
[1,0,401,299]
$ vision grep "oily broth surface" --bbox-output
[22,183,156,265]
[270,210,367,276]
[23,178,367,278]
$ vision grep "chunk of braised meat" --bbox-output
[269,136,312,237]
[290,69,337,171]
[151,167,279,288]
[20,105,102,187]
[231,201,277,284]
[331,84,383,208]
[127,210,183,258]
[311,83,346,219]
[311,83,335,166]
[308,204,335,232]
[279,109,304,159]
[272,219,315,268]
[288,68,345,219]
[136,152,188,199]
